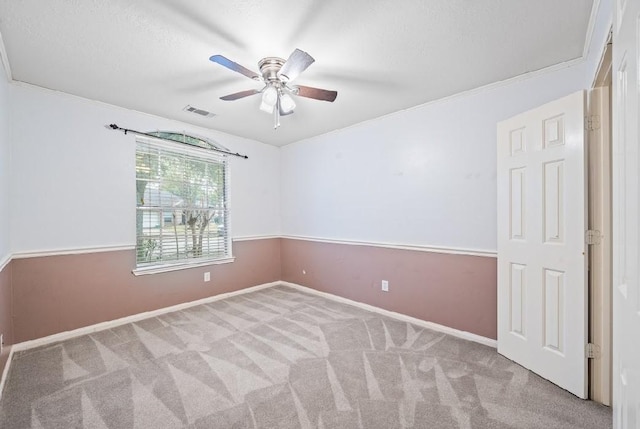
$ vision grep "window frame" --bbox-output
[132,134,234,276]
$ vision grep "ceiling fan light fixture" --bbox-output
[279,92,296,114]
[260,85,278,113]
[210,48,337,129]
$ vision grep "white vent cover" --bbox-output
[183,105,216,118]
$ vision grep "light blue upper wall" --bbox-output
[279,0,613,251]
[0,58,10,264]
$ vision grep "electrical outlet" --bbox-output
[302,270,306,275]
[381,280,389,292]
[204,272,210,282]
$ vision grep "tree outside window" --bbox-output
[135,133,230,268]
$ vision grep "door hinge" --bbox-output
[586,343,601,359]
[586,229,602,245]
[585,115,601,131]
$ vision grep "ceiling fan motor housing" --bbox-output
[258,57,286,85]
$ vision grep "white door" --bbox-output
[612,0,640,426]
[497,91,587,398]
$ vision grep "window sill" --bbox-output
[132,256,235,276]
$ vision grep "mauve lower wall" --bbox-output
[10,239,281,343]
[8,237,498,344]
[0,261,12,374]
[281,238,497,340]
[0,262,11,341]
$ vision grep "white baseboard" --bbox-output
[0,346,15,402]
[1,279,497,401]
[280,281,497,348]
[11,281,280,353]
[1,282,281,396]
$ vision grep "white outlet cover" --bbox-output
[204,272,211,282]
[382,280,389,292]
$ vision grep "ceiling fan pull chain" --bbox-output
[273,97,280,130]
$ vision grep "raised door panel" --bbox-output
[510,263,526,338]
[510,128,526,156]
[543,115,565,148]
[543,269,564,354]
[510,168,526,241]
[543,161,565,244]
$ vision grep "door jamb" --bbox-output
[588,31,612,406]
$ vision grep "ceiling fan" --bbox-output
[210,48,338,129]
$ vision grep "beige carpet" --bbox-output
[0,285,611,428]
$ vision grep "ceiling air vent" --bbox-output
[183,105,216,118]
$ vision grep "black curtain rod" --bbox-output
[107,124,249,159]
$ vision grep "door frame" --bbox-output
[588,31,612,406]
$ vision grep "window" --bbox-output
[134,132,231,273]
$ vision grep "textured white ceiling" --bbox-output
[0,0,595,146]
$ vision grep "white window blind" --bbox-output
[135,135,231,269]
